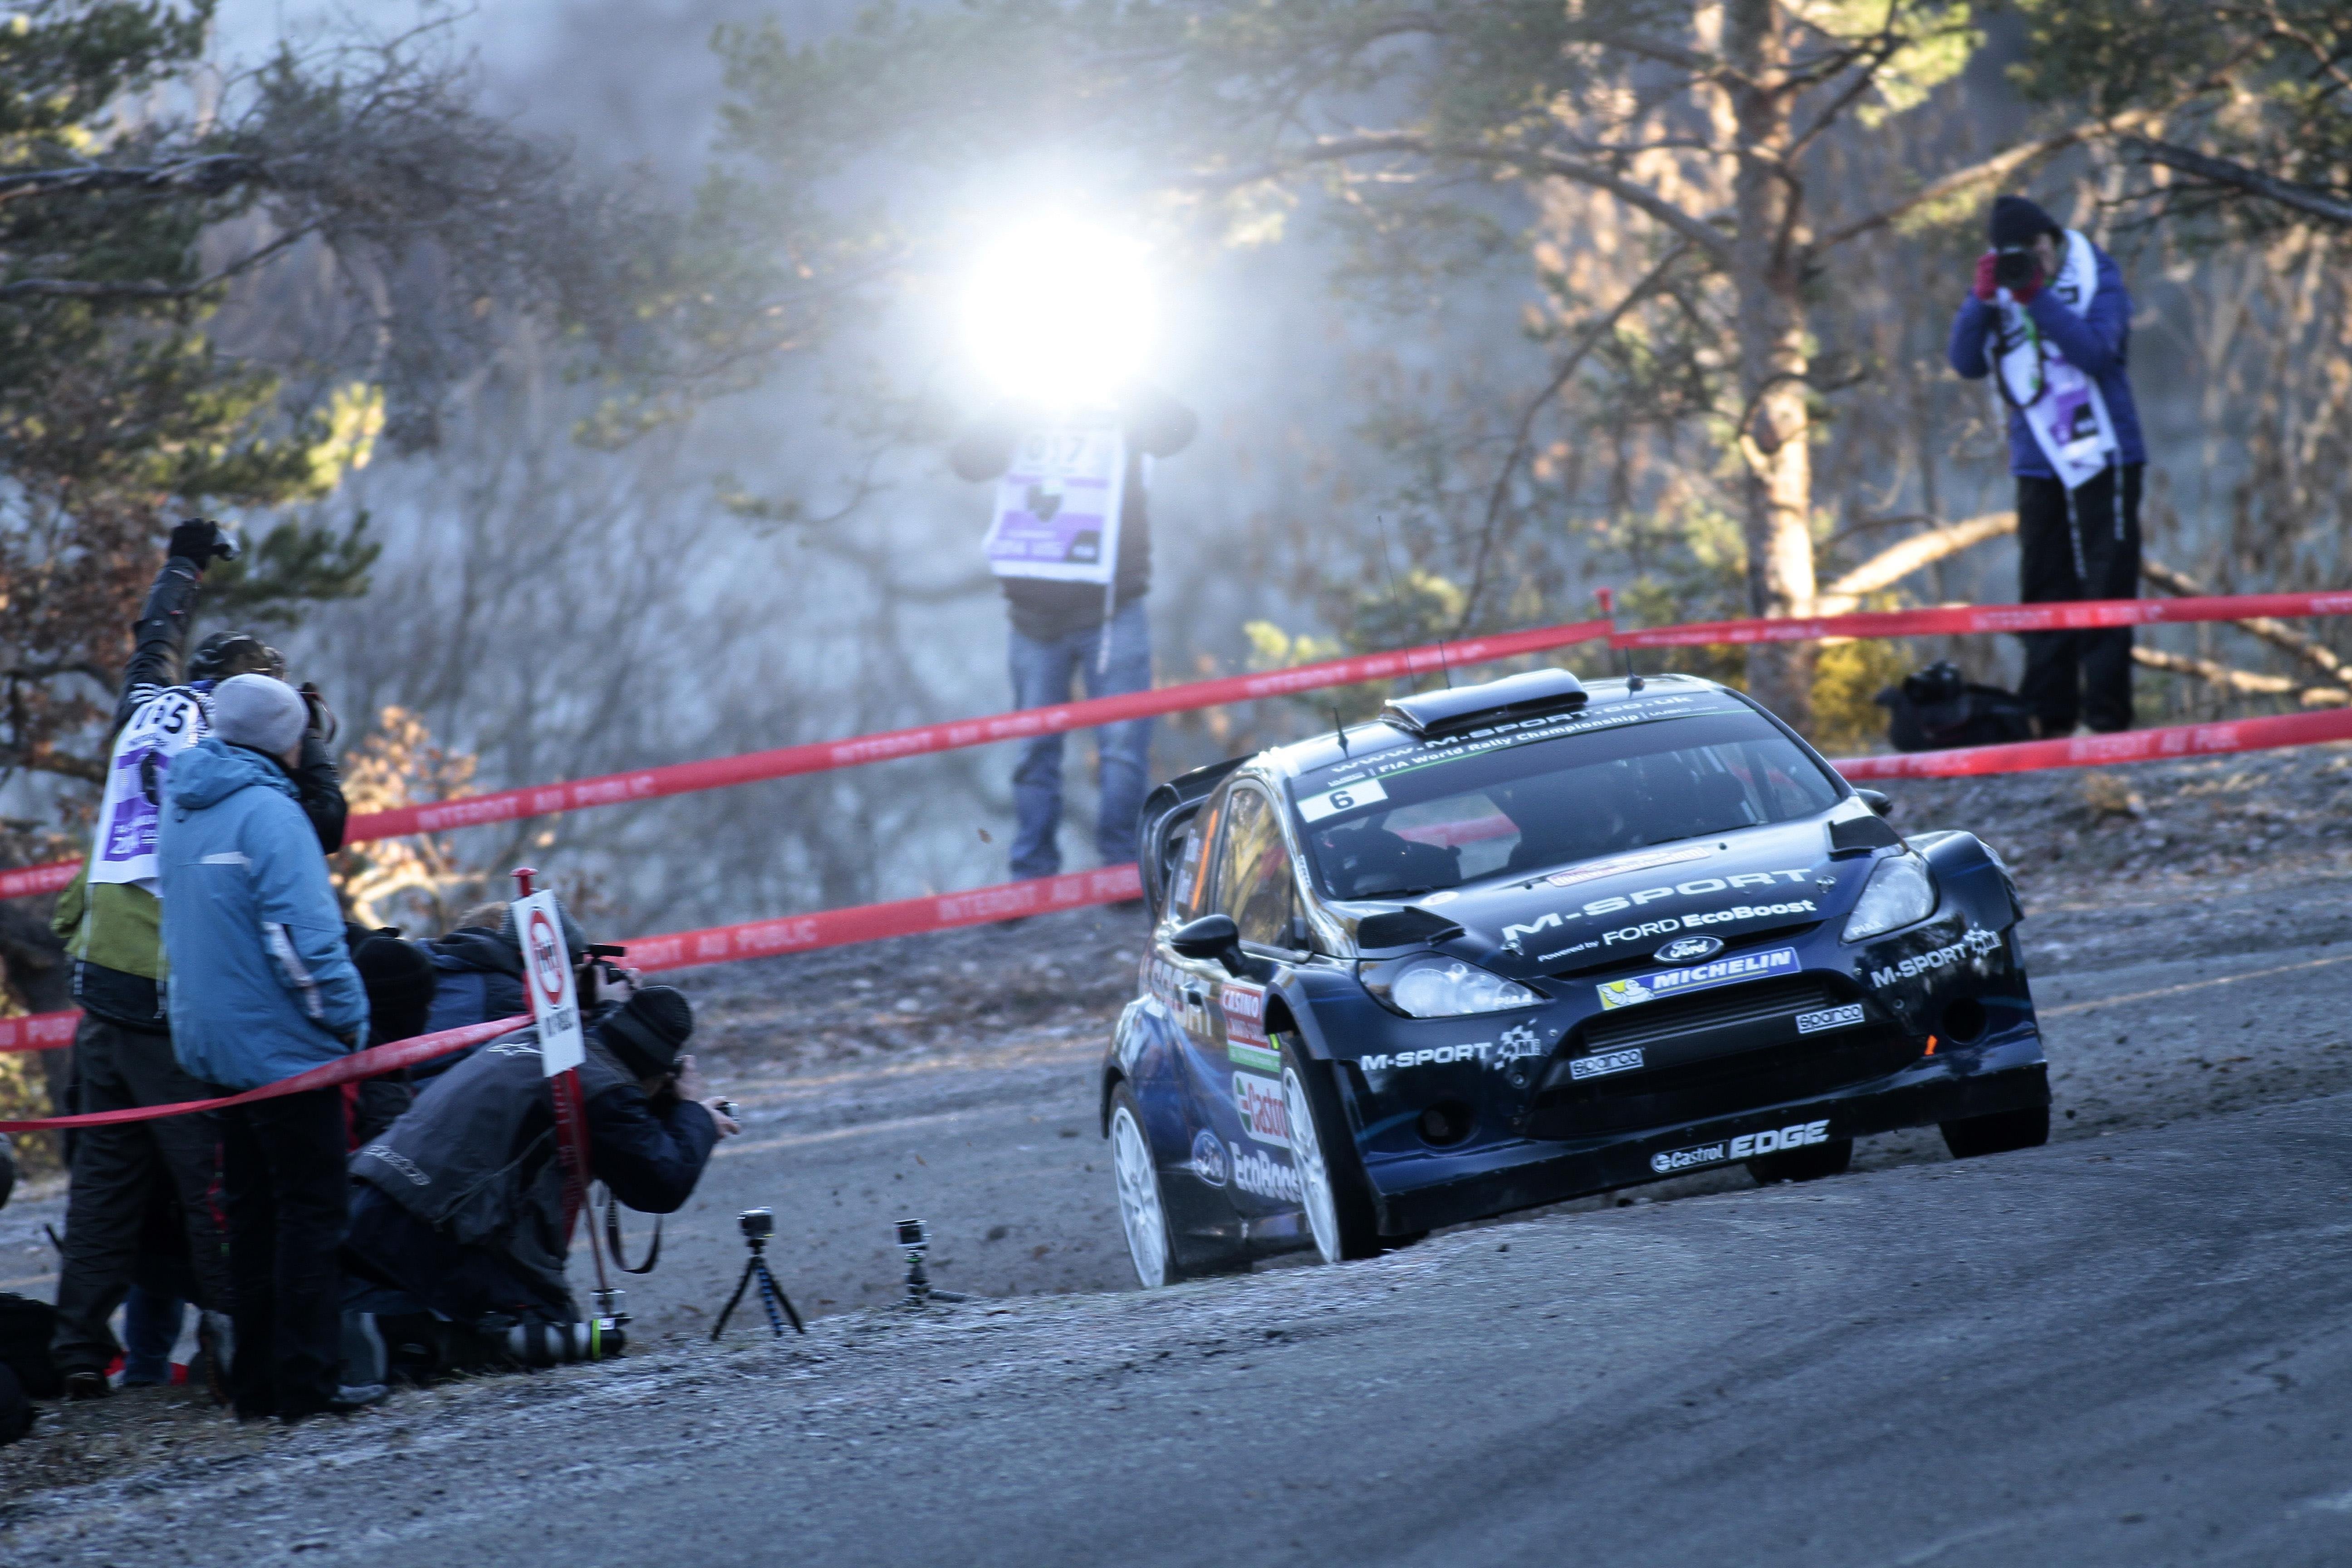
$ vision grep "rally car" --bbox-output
[1100,667,2049,1287]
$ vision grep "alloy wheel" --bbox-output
[1110,1103,1170,1288]
[1282,1065,1342,1264]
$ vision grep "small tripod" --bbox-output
[897,1216,970,1306]
[711,1207,804,1339]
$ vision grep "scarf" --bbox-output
[1986,228,2118,492]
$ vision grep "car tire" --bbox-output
[1278,1035,1383,1264]
[1745,1137,1853,1185]
[1109,1084,1176,1289]
[1939,1106,2050,1159]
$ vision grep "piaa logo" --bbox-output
[1655,935,1724,964]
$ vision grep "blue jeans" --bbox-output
[1008,598,1154,879]
[121,1284,186,1386]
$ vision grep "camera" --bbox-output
[1992,247,2038,290]
[578,943,631,1008]
[740,1207,775,1244]
[502,1316,627,1367]
[895,1217,927,1253]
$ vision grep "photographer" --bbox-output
[48,523,348,1402]
[1948,195,2148,738]
[343,986,739,1346]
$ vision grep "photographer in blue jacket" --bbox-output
[160,673,372,1421]
[1948,195,2149,738]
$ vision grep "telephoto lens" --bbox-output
[503,1318,628,1367]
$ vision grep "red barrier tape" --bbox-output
[0,586,2346,903]
[619,863,1143,974]
[0,1015,526,1131]
[14,689,2352,1120]
[1613,590,2352,649]
[1830,704,2352,780]
[0,620,1613,900]
[0,862,1148,1059]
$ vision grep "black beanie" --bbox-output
[599,985,695,1079]
[1989,195,2061,248]
[354,935,438,1045]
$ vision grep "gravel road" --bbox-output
[3,748,2350,1561]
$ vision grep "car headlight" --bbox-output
[1361,955,1542,1018]
[1842,854,1937,942]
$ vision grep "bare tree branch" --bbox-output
[1815,511,2017,614]
[2129,137,2352,228]
[1810,107,2164,254]
[1174,133,1736,259]
[2132,646,2350,706]
[1580,29,1731,79]
[1455,243,1693,633]
[0,154,268,206]
[0,223,315,303]
[2141,557,2347,681]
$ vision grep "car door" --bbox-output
[1203,783,1308,1209]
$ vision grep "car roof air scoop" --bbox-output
[1379,668,1589,740]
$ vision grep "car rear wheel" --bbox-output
[1278,1036,1383,1264]
[1940,1106,2050,1159]
[1745,1137,1853,1185]
[1109,1085,1174,1289]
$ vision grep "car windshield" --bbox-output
[1292,707,1842,902]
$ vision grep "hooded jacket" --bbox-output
[157,737,368,1090]
[1946,239,2147,481]
[346,1023,719,1323]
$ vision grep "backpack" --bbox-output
[1875,661,2034,752]
[0,1291,62,1401]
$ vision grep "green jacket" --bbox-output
[54,867,164,980]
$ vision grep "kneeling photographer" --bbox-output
[341,985,740,1373]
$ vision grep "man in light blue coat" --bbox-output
[160,673,371,1421]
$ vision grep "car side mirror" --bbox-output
[1856,788,1893,818]
[1171,913,1248,976]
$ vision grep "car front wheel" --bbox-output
[1279,1036,1383,1264]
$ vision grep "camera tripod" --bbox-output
[711,1214,804,1339]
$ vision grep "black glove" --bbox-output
[167,519,233,572]
[298,681,338,744]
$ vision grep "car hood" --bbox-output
[1358,815,1874,978]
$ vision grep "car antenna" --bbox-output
[1375,513,1451,690]
[1332,706,1349,757]
[1622,643,1644,692]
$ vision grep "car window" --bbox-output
[1380,792,1521,882]
[1295,709,1841,901]
[1215,787,1299,948]
[1170,792,1224,921]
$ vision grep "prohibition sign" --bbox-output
[527,906,567,1007]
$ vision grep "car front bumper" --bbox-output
[1363,1032,2049,1236]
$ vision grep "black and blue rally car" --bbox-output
[1100,667,2049,1287]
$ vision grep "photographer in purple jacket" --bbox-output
[1949,195,2149,738]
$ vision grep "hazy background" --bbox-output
[184,1,2341,937]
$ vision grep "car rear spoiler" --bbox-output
[1137,755,1250,917]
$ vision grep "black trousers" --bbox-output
[219,1089,349,1418]
[49,1016,236,1375]
[2016,462,2143,735]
